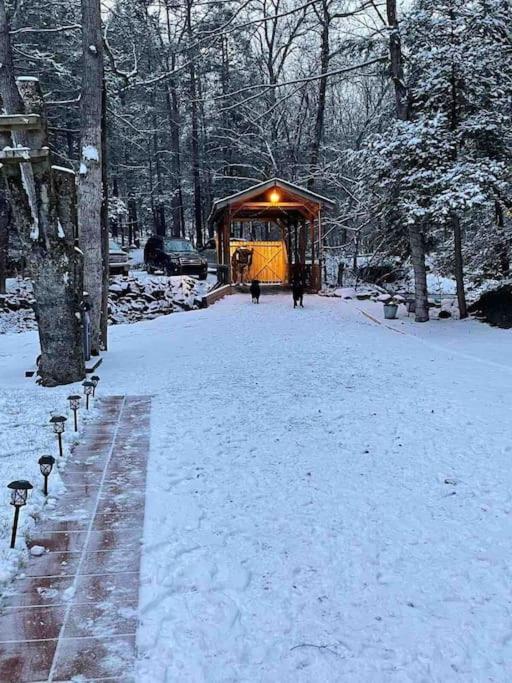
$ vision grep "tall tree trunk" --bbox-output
[0,3,84,384]
[386,0,428,322]
[166,82,184,237]
[452,213,467,319]
[495,200,509,276]
[308,0,330,190]
[111,176,119,238]
[163,2,185,238]
[447,17,467,319]
[0,178,9,294]
[128,194,138,245]
[186,0,203,246]
[78,0,105,354]
[100,79,109,349]
[190,64,203,246]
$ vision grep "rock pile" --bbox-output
[0,274,209,334]
[108,274,207,324]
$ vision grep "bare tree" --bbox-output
[0,178,9,294]
[386,0,429,322]
[0,0,84,385]
[185,0,204,246]
[79,0,105,353]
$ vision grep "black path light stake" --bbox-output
[50,415,67,457]
[7,480,33,549]
[67,395,81,432]
[83,380,94,409]
[38,455,55,496]
[90,375,100,397]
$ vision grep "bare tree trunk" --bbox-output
[165,79,184,237]
[79,0,104,353]
[111,176,119,238]
[169,85,185,237]
[186,0,203,246]
[452,214,467,318]
[308,0,330,190]
[0,178,9,294]
[386,0,428,322]
[0,3,84,385]
[447,17,467,320]
[33,167,85,385]
[495,200,509,276]
[100,79,109,349]
[163,2,185,238]
[128,194,138,245]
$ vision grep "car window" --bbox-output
[164,239,195,253]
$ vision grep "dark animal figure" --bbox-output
[250,279,261,303]
[292,281,304,308]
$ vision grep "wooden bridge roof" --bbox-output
[208,178,335,224]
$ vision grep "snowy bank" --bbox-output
[0,374,97,591]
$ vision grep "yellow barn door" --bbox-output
[230,240,288,284]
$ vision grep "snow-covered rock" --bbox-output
[0,274,211,334]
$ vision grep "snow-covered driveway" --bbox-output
[130,293,512,682]
[2,291,512,681]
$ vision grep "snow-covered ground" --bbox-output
[0,334,97,586]
[1,293,512,680]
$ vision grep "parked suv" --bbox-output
[108,240,130,275]
[144,236,208,280]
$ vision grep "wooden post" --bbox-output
[310,217,315,266]
[299,218,307,271]
[225,213,232,283]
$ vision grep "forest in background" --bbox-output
[1,0,512,323]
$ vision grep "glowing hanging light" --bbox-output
[269,190,280,204]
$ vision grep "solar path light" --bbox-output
[50,415,67,457]
[38,455,55,496]
[82,380,94,409]
[7,480,33,549]
[67,394,81,432]
[90,375,100,397]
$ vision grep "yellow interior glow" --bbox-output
[269,190,280,204]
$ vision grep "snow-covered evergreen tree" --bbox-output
[367,0,512,314]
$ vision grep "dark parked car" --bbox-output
[109,240,130,275]
[144,236,208,280]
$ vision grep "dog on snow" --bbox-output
[250,279,261,304]
[292,280,304,308]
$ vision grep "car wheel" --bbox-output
[199,272,208,281]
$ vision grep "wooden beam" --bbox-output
[0,113,42,131]
[238,202,313,209]
[0,146,49,162]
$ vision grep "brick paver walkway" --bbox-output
[0,395,151,682]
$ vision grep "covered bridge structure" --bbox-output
[207,178,335,291]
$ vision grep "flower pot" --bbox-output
[383,303,398,320]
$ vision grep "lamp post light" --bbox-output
[67,394,81,432]
[82,380,94,409]
[269,190,280,204]
[50,415,67,457]
[38,455,55,496]
[90,375,100,397]
[7,480,33,549]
